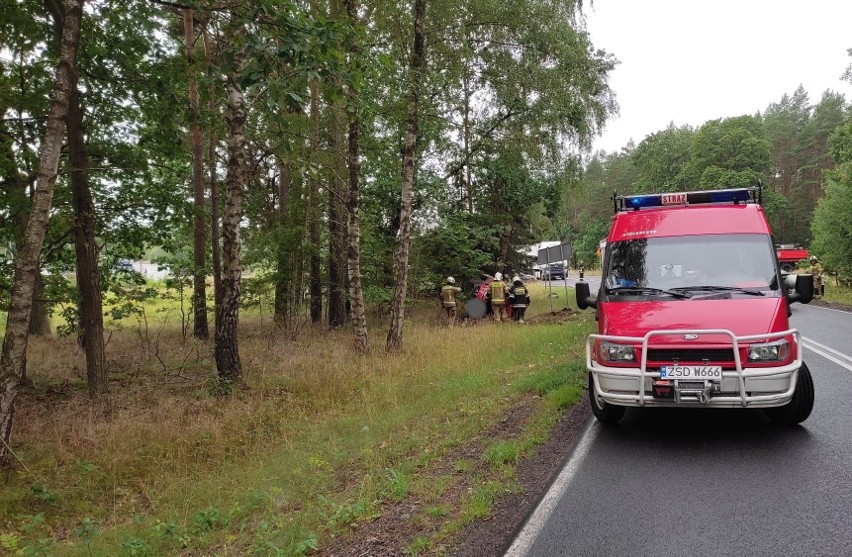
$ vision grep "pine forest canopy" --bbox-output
[568,83,852,274]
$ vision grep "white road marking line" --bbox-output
[803,338,852,373]
[803,337,852,363]
[504,419,600,557]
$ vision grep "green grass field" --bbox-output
[0,281,594,556]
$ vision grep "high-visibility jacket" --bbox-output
[441,285,461,307]
[490,280,507,305]
[509,284,530,308]
[809,263,824,285]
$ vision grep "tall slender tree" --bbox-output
[387,0,426,351]
[346,0,368,353]
[214,17,246,385]
[67,69,109,411]
[202,27,223,309]
[0,0,84,465]
[183,8,210,340]
[308,79,323,324]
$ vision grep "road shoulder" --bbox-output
[451,398,592,556]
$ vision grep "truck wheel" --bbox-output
[765,363,814,425]
[781,263,794,273]
[589,372,625,424]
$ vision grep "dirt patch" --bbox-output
[811,299,852,313]
[315,394,592,557]
[524,308,578,325]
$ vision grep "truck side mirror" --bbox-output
[788,274,814,305]
[575,281,597,310]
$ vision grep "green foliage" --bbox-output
[811,161,852,281]
[120,536,151,556]
[547,384,584,411]
[632,124,694,193]
[73,517,101,550]
[382,467,410,501]
[517,360,586,396]
[194,507,228,534]
[406,535,430,555]
[415,212,497,287]
[682,116,770,187]
[571,217,609,270]
[317,495,369,530]
[28,483,58,506]
[484,440,520,467]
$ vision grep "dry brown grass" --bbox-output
[1,296,591,556]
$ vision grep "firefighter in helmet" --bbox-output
[809,256,825,299]
[509,275,531,324]
[440,276,462,327]
[488,272,509,322]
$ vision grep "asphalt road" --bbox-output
[506,302,852,557]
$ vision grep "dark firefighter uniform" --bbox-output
[509,280,530,323]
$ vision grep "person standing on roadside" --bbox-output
[440,276,463,327]
[509,276,531,323]
[809,256,825,299]
[489,272,508,322]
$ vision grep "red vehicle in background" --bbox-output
[575,186,815,425]
[776,243,809,273]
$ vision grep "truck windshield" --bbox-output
[605,234,779,294]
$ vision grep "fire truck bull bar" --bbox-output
[586,329,802,408]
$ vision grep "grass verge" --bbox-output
[0,295,593,556]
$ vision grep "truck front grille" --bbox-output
[646,348,735,362]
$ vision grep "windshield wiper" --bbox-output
[671,285,765,296]
[606,286,692,299]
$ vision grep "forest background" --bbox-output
[2,0,852,555]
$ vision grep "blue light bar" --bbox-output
[617,187,756,211]
[624,194,663,209]
[702,189,751,203]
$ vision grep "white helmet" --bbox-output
[446,276,456,284]
[512,275,520,283]
[494,272,503,281]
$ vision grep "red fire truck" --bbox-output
[575,186,815,425]
[776,244,809,273]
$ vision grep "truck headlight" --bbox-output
[748,339,789,362]
[599,341,635,362]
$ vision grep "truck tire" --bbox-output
[765,363,814,425]
[589,372,626,424]
[781,262,794,273]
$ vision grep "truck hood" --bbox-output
[600,298,787,341]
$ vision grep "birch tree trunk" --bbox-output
[0,0,84,465]
[346,0,368,353]
[387,0,426,351]
[214,21,246,385]
[184,9,209,340]
[5,154,50,342]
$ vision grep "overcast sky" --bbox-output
[584,0,852,154]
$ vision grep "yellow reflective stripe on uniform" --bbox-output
[491,281,505,303]
[442,285,459,306]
